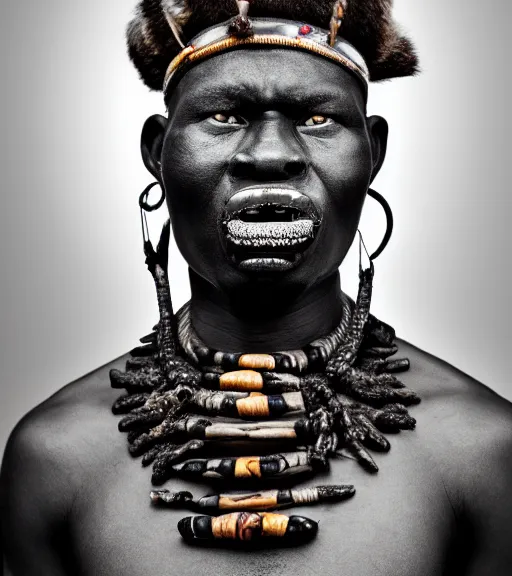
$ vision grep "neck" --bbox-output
[188,271,344,353]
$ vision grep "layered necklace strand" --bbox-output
[110,220,421,545]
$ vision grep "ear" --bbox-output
[141,114,168,182]
[366,115,389,183]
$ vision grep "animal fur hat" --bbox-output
[127,0,419,92]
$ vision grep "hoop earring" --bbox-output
[139,181,166,247]
[139,181,165,212]
[366,188,394,262]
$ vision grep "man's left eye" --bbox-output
[212,113,242,125]
[303,115,332,127]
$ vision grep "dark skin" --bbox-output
[148,50,384,351]
[2,49,512,576]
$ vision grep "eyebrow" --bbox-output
[180,81,358,112]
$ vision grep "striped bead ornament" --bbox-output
[178,512,318,543]
[150,485,356,513]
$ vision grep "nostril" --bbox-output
[230,154,255,180]
[229,152,307,181]
[285,160,307,178]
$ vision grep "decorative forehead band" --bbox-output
[163,1,369,96]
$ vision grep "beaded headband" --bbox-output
[127,1,419,92]
[163,1,369,95]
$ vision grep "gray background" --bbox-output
[0,0,511,455]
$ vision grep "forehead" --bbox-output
[167,49,367,113]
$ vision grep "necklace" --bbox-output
[176,295,353,374]
[111,220,420,546]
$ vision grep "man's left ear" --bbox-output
[140,114,168,183]
[367,115,389,183]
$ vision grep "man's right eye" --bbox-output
[210,112,244,125]
[211,113,243,125]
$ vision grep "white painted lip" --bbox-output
[226,219,315,248]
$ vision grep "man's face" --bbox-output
[149,49,386,300]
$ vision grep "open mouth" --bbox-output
[222,187,321,273]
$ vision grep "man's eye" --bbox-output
[212,113,242,125]
[303,115,331,126]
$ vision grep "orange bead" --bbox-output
[236,395,270,418]
[219,370,264,391]
[239,354,276,370]
[234,457,262,478]
[261,513,289,537]
[211,513,239,539]
[218,493,279,511]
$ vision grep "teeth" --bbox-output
[239,204,301,223]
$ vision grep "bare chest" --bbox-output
[70,427,455,576]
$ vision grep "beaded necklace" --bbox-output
[110,220,420,545]
[176,296,353,375]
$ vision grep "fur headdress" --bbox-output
[127,0,419,92]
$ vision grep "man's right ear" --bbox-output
[140,114,168,181]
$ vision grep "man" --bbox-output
[2,1,512,574]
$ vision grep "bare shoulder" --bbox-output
[390,339,512,571]
[397,339,512,510]
[3,351,128,467]
[396,340,512,569]
[397,338,512,429]
[1,353,129,516]
[0,354,130,574]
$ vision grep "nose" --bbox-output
[229,112,307,182]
